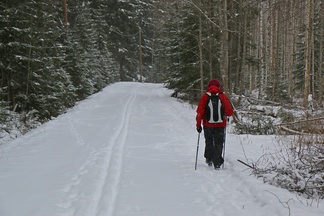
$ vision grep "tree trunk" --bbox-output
[207,0,214,80]
[250,17,257,93]
[288,0,295,97]
[235,12,241,94]
[139,28,143,82]
[304,0,311,107]
[239,11,247,95]
[319,2,324,103]
[199,0,204,94]
[259,1,267,99]
[271,3,278,99]
[63,0,68,25]
[311,0,315,99]
[219,0,229,92]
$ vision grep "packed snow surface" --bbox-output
[0,82,323,216]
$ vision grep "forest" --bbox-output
[1,0,324,136]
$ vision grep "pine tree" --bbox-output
[162,2,201,98]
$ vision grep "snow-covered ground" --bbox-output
[0,82,323,216]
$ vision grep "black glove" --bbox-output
[196,127,202,133]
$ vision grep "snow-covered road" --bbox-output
[0,82,323,216]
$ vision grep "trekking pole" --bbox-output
[195,133,201,170]
[222,125,227,169]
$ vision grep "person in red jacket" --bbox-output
[196,79,233,169]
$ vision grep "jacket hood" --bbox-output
[206,85,222,94]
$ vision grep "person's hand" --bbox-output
[196,127,202,133]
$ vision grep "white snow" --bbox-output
[0,82,323,216]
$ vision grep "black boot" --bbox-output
[213,157,224,169]
[206,159,213,166]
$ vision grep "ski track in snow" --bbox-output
[89,85,137,216]
[57,84,138,216]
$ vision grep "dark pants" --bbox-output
[203,126,225,166]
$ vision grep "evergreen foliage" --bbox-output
[1,0,324,139]
[158,1,261,100]
[163,3,201,92]
[0,0,154,135]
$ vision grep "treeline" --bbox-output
[0,0,155,136]
[1,0,324,139]
[159,0,324,107]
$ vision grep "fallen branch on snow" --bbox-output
[237,159,254,169]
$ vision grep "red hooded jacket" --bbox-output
[196,80,233,128]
